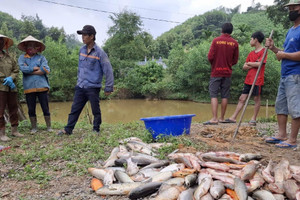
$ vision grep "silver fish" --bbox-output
[163,177,185,186]
[177,187,196,200]
[96,182,142,195]
[239,153,262,162]
[184,173,197,188]
[140,160,170,170]
[103,169,115,185]
[194,176,213,200]
[201,192,214,200]
[296,191,300,200]
[273,194,285,200]
[151,171,173,182]
[252,189,276,200]
[267,182,285,194]
[247,171,265,193]
[126,157,139,176]
[160,163,185,173]
[274,159,291,182]
[261,159,275,183]
[240,161,259,181]
[209,180,225,199]
[283,179,298,200]
[128,182,162,199]
[234,177,248,200]
[103,147,119,168]
[115,170,134,183]
[88,167,106,180]
[154,185,184,200]
[201,161,230,172]
[219,193,233,200]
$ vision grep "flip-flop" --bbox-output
[265,137,285,144]
[203,121,218,125]
[249,120,256,126]
[220,118,236,123]
[275,141,297,148]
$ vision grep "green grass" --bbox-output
[0,120,207,186]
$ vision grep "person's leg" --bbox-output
[87,88,101,133]
[219,77,231,121]
[252,95,261,121]
[229,94,248,121]
[26,93,38,133]
[7,92,23,137]
[0,91,11,141]
[37,91,52,131]
[206,77,221,124]
[64,86,88,134]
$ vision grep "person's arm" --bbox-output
[276,51,300,61]
[10,57,19,80]
[39,56,50,74]
[207,40,215,64]
[18,55,35,74]
[232,44,239,66]
[100,51,114,95]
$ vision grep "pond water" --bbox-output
[21,99,275,124]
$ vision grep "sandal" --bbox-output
[265,137,285,144]
[275,141,297,148]
[57,129,71,136]
[249,120,256,126]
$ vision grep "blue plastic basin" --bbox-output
[140,114,196,139]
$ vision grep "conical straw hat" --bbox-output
[0,34,13,49]
[17,35,46,52]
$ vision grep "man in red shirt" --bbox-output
[204,23,239,125]
[223,31,267,126]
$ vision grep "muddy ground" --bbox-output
[0,122,299,200]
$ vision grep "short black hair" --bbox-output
[221,23,233,34]
[251,31,265,43]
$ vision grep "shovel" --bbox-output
[232,30,274,142]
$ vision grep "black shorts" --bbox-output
[242,84,262,96]
[209,77,231,98]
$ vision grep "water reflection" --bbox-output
[21,99,275,124]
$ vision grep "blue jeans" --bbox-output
[65,86,101,134]
[275,75,300,119]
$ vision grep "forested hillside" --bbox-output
[0,0,290,102]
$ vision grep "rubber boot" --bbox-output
[44,116,53,132]
[0,128,11,142]
[29,117,37,133]
[11,126,24,137]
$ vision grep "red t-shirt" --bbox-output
[207,34,239,77]
[244,48,267,86]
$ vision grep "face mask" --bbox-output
[289,10,300,21]
[26,47,38,56]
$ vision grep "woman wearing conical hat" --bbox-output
[0,34,23,141]
[18,35,52,133]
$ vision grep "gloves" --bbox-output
[3,77,16,89]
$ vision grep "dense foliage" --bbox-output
[0,0,290,103]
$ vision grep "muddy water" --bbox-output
[21,99,275,124]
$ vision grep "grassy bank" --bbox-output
[0,120,207,188]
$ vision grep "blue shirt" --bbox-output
[77,44,114,92]
[281,26,300,77]
[18,53,50,94]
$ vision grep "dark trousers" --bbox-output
[25,91,50,117]
[0,91,18,129]
[65,86,101,134]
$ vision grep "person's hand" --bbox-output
[33,66,39,71]
[3,77,16,89]
[276,51,285,61]
[104,91,112,96]
[243,63,251,70]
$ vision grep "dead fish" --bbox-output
[228,169,242,177]
[184,173,197,188]
[234,177,248,200]
[103,147,119,168]
[239,153,262,162]
[132,153,159,165]
[201,192,214,200]
[116,145,129,158]
[240,161,259,181]
[128,182,162,200]
[119,137,144,143]
[247,171,265,193]
[160,163,185,173]
[290,165,300,175]
[209,180,225,199]
[163,177,185,186]
[205,168,235,185]
[201,161,230,172]
[224,162,246,170]
[140,160,170,170]
[127,142,155,156]
[267,182,285,194]
[155,185,185,200]
[274,159,291,182]
[151,171,173,182]
[283,179,298,200]
[261,159,275,183]
[296,191,300,200]
[96,182,142,195]
[177,187,196,200]
[174,156,193,169]
[201,154,242,164]
[126,157,139,176]
[194,176,213,200]
[106,167,126,172]
[292,173,300,182]
[115,170,134,183]
[219,193,234,200]
[173,168,196,178]
[252,189,276,200]
[88,167,106,180]
[148,142,172,149]
[103,169,115,185]
[273,194,286,200]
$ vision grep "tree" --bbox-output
[266,0,291,29]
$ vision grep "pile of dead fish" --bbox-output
[88,137,300,200]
